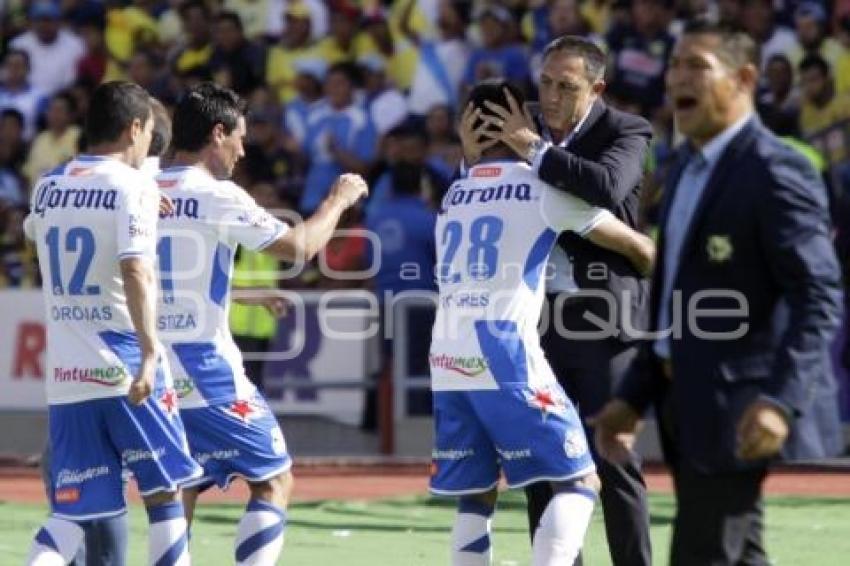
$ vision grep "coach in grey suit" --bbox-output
[592,21,843,566]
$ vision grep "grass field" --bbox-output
[1,492,849,565]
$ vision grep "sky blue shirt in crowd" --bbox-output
[654,114,753,359]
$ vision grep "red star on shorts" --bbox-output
[526,387,565,420]
[160,389,177,415]
[229,400,254,422]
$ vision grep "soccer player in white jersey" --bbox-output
[429,80,655,566]
[155,82,368,565]
[23,81,202,566]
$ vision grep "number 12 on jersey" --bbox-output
[438,216,503,283]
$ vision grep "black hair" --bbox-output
[148,98,172,157]
[326,61,362,87]
[542,35,606,81]
[179,0,210,19]
[799,53,830,77]
[0,108,25,129]
[466,79,526,154]
[682,19,760,70]
[84,81,151,146]
[171,82,244,152]
[215,10,243,32]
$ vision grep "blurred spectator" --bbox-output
[317,0,367,63]
[367,124,449,220]
[424,104,462,180]
[300,62,376,213]
[0,109,29,175]
[317,207,367,289]
[606,0,675,116]
[833,14,850,95]
[0,50,47,140]
[266,0,329,42]
[76,17,113,88]
[360,7,417,91]
[104,0,159,64]
[0,206,38,288]
[157,0,185,45]
[402,0,471,118]
[230,182,283,391]
[63,0,107,29]
[790,2,845,71]
[22,92,80,186]
[172,0,214,76]
[799,54,850,137]
[526,0,600,81]
[717,0,744,28]
[9,1,86,95]
[224,0,273,41]
[741,0,800,72]
[127,50,173,103]
[757,54,801,136]
[210,11,266,96]
[461,6,529,93]
[266,1,320,104]
[283,58,326,146]
[239,110,307,199]
[360,54,408,137]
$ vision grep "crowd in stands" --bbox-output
[2,0,850,293]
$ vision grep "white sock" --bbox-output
[147,501,190,566]
[235,499,286,566]
[26,516,85,566]
[451,498,494,566]
[532,485,596,566]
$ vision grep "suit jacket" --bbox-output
[618,117,843,473]
[536,100,653,353]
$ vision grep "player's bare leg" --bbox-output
[233,471,294,565]
[531,473,600,566]
[142,489,190,566]
[453,488,498,565]
[182,486,201,527]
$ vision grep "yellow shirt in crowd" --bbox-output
[800,93,850,137]
[23,126,81,186]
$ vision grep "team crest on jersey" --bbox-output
[525,386,567,420]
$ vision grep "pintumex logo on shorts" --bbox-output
[53,366,128,386]
[429,354,489,377]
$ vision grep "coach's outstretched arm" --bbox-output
[584,217,656,276]
[264,173,368,262]
[121,256,159,404]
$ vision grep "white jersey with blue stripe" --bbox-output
[154,166,289,408]
[23,155,163,405]
[430,159,611,392]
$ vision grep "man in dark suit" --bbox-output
[462,36,653,566]
[592,21,843,565]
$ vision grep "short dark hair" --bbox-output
[799,53,830,77]
[179,0,210,19]
[85,81,152,146]
[326,61,361,86]
[681,19,759,70]
[0,108,25,129]
[148,98,172,157]
[171,82,243,152]
[4,49,30,69]
[215,10,243,32]
[467,79,526,153]
[542,35,606,82]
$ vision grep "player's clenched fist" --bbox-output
[127,356,156,405]
[330,173,369,208]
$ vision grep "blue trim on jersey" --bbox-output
[473,320,528,385]
[171,342,237,402]
[523,228,557,291]
[474,157,524,165]
[75,155,110,162]
[161,166,194,172]
[209,243,232,306]
[45,160,69,177]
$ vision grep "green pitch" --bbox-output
[1,493,848,565]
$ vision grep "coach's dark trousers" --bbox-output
[670,464,769,566]
[525,294,652,566]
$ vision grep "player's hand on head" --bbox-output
[159,194,174,216]
[587,399,642,465]
[128,356,156,405]
[330,173,369,208]
[481,88,540,159]
[459,102,499,165]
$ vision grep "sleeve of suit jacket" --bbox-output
[757,149,843,415]
[536,112,652,210]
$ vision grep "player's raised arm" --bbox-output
[585,218,656,276]
[263,173,368,262]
